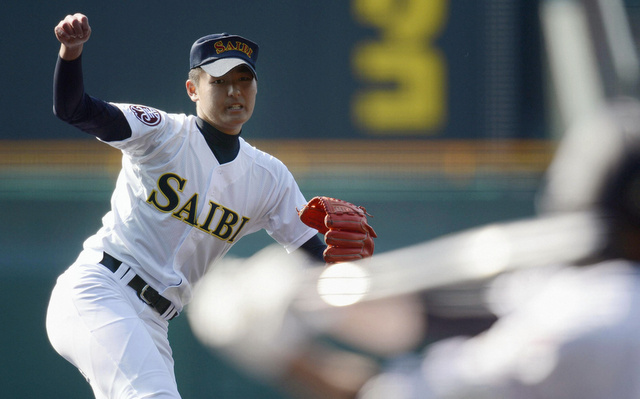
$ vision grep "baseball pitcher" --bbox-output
[45,13,376,398]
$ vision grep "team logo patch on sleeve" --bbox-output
[130,105,162,126]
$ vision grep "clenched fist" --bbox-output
[54,13,91,60]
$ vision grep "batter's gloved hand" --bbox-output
[298,196,377,263]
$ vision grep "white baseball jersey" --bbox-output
[78,103,317,312]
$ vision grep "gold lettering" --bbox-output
[197,201,221,232]
[227,216,250,243]
[147,173,186,212]
[211,208,239,240]
[172,193,199,226]
[214,41,226,54]
[147,173,251,242]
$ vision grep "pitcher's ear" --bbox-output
[186,80,198,102]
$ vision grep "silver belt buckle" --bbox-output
[140,284,154,305]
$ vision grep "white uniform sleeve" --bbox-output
[102,103,186,160]
[261,160,317,253]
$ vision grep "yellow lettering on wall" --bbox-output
[352,0,448,134]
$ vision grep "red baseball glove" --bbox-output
[298,196,377,263]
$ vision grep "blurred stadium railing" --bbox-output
[0,139,554,202]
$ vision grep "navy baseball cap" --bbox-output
[190,33,259,78]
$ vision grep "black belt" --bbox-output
[99,252,175,320]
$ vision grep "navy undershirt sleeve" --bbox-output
[300,234,326,263]
[53,55,132,141]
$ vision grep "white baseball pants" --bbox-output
[46,255,181,399]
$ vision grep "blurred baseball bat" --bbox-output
[294,211,606,310]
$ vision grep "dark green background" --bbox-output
[2,1,545,398]
[1,0,544,141]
